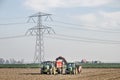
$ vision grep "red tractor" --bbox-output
[55,56,67,74]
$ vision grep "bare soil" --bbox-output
[0,68,120,80]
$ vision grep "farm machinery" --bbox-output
[55,56,67,74]
[40,61,56,74]
[66,63,82,74]
[40,56,82,75]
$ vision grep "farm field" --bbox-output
[0,68,120,80]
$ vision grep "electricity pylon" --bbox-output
[26,12,55,63]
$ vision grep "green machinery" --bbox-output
[66,63,82,74]
[40,61,56,74]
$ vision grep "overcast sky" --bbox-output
[0,0,120,63]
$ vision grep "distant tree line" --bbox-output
[0,58,24,64]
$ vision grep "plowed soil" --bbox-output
[0,68,120,80]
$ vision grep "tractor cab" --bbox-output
[66,63,77,74]
[66,62,82,74]
[40,61,55,74]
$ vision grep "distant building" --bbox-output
[81,59,87,63]
[81,59,102,64]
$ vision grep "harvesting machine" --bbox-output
[40,56,82,75]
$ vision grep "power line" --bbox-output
[45,35,120,44]
[0,17,120,33]
[0,22,34,26]
[0,16,119,30]
[53,15,120,29]
[1,21,119,33]
[49,21,120,33]
[55,34,120,43]
[0,35,26,39]
[0,17,27,20]
[0,34,120,44]
[0,14,119,44]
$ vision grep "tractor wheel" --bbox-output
[47,71,50,75]
[62,68,66,75]
[78,66,82,74]
[50,68,53,75]
[53,67,57,75]
[40,68,42,74]
[73,69,76,75]
[60,68,62,74]
[75,68,78,74]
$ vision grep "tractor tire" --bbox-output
[50,68,53,75]
[47,71,50,75]
[75,68,78,74]
[40,68,42,74]
[60,68,62,74]
[53,67,57,75]
[78,66,82,74]
[73,69,76,75]
[62,68,66,75]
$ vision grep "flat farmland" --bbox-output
[0,68,120,80]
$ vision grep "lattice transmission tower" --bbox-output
[26,12,55,63]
